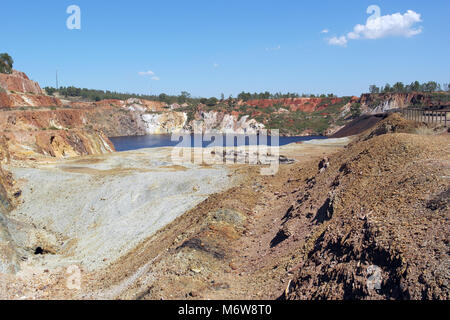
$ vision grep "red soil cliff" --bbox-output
[0,70,43,95]
[243,97,344,113]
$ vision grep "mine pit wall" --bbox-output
[136,110,266,135]
[243,97,345,112]
[359,92,450,114]
[0,71,43,95]
[5,93,62,108]
[2,129,115,160]
[1,68,448,158]
[0,138,21,274]
[0,92,11,108]
[0,107,119,159]
[33,129,115,158]
[0,105,266,160]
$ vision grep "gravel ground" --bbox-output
[5,147,234,272]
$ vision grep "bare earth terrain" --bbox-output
[0,115,448,300]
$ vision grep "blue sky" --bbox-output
[2,0,449,97]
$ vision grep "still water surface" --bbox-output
[110,134,327,152]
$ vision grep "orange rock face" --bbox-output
[0,70,43,95]
[0,92,11,108]
[244,98,343,113]
[139,99,167,112]
[5,93,62,108]
[94,99,124,108]
[0,109,87,131]
[2,129,115,160]
[0,67,119,159]
[0,70,63,108]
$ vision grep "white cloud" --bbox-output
[348,10,422,40]
[328,36,348,47]
[265,45,281,51]
[213,63,219,68]
[321,29,329,34]
[139,70,160,80]
[328,8,423,47]
[138,70,155,76]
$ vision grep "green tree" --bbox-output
[393,82,405,93]
[423,81,438,92]
[237,91,251,101]
[350,103,362,118]
[44,86,56,96]
[158,93,168,102]
[369,85,380,94]
[382,83,392,93]
[0,53,14,74]
[206,97,218,106]
[177,91,191,103]
[409,81,420,92]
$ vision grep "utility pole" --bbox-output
[56,70,59,90]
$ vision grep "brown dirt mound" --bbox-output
[283,127,449,299]
[331,114,388,138]
[332,113,418,139]
[357,113,419,142]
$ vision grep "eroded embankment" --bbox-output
[0,136,22,274]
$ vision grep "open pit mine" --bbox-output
[0,70,448,300]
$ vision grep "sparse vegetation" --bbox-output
[350,103,362,118]
[369,81,450,94]
[0,53,13,74]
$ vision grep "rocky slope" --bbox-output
[359,92,450,114]
[119,115,447,301]
[0,71,115,159]
[0,70,61,108]
[280,114,449,300]
[0,137,22,274]
[243,97,345,113]
[232,93,448,135]
[0,92,61,109]
[0,70,43,95]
